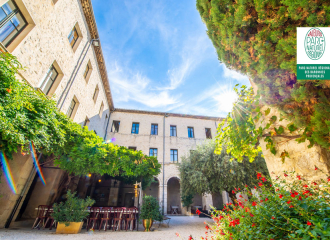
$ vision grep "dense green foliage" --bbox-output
[207,171,330,239]
[140,195,162,221]
[0,52,161,182]
[197,0,330,160]
[52,190,95,226]
[179,141,269,201]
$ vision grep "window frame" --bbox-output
[205,128,212,139]
[93,85,99,103]
[68,26,79,48]
[149,148,158,157]
[0,0,28,47]
[128,146,137,151]
[170,125,177,137]
[111,120,120,133]
[170,149,178,163]
[39,64,59,95]
[151,124,158,135]
[67,98,76,118]
[83,116,90,127]
[83,63,90,79]
[131,122,139,134]
[188,127,194,138]
[99,101,104,117]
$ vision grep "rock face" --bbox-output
[257,105,330,182]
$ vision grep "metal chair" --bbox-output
[86,207,101,231]
[124,207,137,231]
[99,207,113,231]
[32,205,49,229]
[43,206,56,230]
[112,208,124,231]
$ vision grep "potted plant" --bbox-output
[140,195,162,232]
[52,190,95,234]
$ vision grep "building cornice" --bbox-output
[114,108,223,121]
[80,0,114,111]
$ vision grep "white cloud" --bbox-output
[222,64,250,83]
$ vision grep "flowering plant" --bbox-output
[205,170,330,239]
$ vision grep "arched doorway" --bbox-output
[167,177,181,214]
[143,178,159,201]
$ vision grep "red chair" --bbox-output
[43,206,56,230]
[86,207,101,231]
[99,207,113,231]
[32,205,49,229]
[112,208,124,231]
[125,207,138,231]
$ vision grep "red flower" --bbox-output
[289,205,294,208]
[258,182,263,187]
[299,196,302,201]
[260,200,263,203]
[315,167,318,170]
[307,221,312,226]
[271,216,275,220]
[239,195,243,198]
[312,182,317,186]
[252,202,257,207]
[287,200,291,204]
[327,177,330,182]
[252,223,256,227]
[188,236,193,240]
[257,172,262,179]
[238,188,241,190]
[262,177,266,182]
[245,184,248,187]
[176,233,179,237]
[291,194,295,198]
[265,198,269,201]
[294,192,298,196]
[269,184,272,187]
[276,188,279,192]
[232,190,235,194]
[303,190,310,195]
[235,188,237,191]
[279,194,283,198]
[254,186,257,189]
[196,209,201,215]
[205,225,209,230]
[250,213,254,217]
[303,184,308,188]
[6,88,12,93]
[297,175,301,180]
[284,173,288,177]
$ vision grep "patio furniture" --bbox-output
[32,205,50,229]
[99,207,113,231]
[155,215,171,228]
[124,207,138,231]
[86,207,101,231]
[43,206,56,230]
[112,207,124,231]
[170,206,179,214]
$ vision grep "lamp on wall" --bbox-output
[92,39,100,47]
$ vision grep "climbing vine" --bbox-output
[0,52,161,182]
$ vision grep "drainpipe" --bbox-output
[162,113,167,215]
[57,38,100,111]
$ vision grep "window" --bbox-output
[149,148,157,157]
[170,149,178,162]
[0,0,27,47]
[151,124,158,135]
[205,128,212,139]
[83,63,90,79]
[131,122,139,134]
[67,98,76,118]
[68,26,79,48]
[128,146,136,151]
[40,64,58,95]
[170,125,177,137]
[83,117,90,127]
[93,85,99,102]
[99,102,104,117]
[188,127,194,138]
[111,121,120,132]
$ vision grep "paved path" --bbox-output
[0,216,211,240]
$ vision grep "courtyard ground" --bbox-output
[0,216,211,240]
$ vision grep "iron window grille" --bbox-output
[40,64,58,95]
[205,128,212,139]
[0,0,27,47]
[67,98,76,118]
[68,26,78,48]
[151,124,158,135]
[188,127,194,138]
[111,121,120,132]
[131,123,139,134]
[170,125,177,137]
[170,149,178,162]
[149,148,157,157]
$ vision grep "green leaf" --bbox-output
[264,108,271,116]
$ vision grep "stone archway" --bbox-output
[143,177,159,201]
[167,177,181,214]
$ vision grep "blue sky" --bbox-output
[92,0,250,117]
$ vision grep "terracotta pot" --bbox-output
[142,219,153,232]
[56,222,83,234]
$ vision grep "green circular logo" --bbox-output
[304,28,326,60]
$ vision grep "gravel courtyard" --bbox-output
[0,216,211,240]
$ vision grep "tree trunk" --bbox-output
[228,191,236,203]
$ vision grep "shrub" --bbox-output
[140,195,162,221]
[207,170,330,239]
[52,190,95,226]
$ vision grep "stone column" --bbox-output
[202,193,213,210]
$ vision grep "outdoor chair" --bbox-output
[112,207,124,231]
[124,207,137,231]
[43,206,56,230]
[32,205,50,229]
[99,207,113,231]
[86,207,101,231]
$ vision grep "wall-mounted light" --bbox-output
[92,39,100,47]
[98,179,101,182]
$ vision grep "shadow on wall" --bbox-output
[78,109,110,138]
